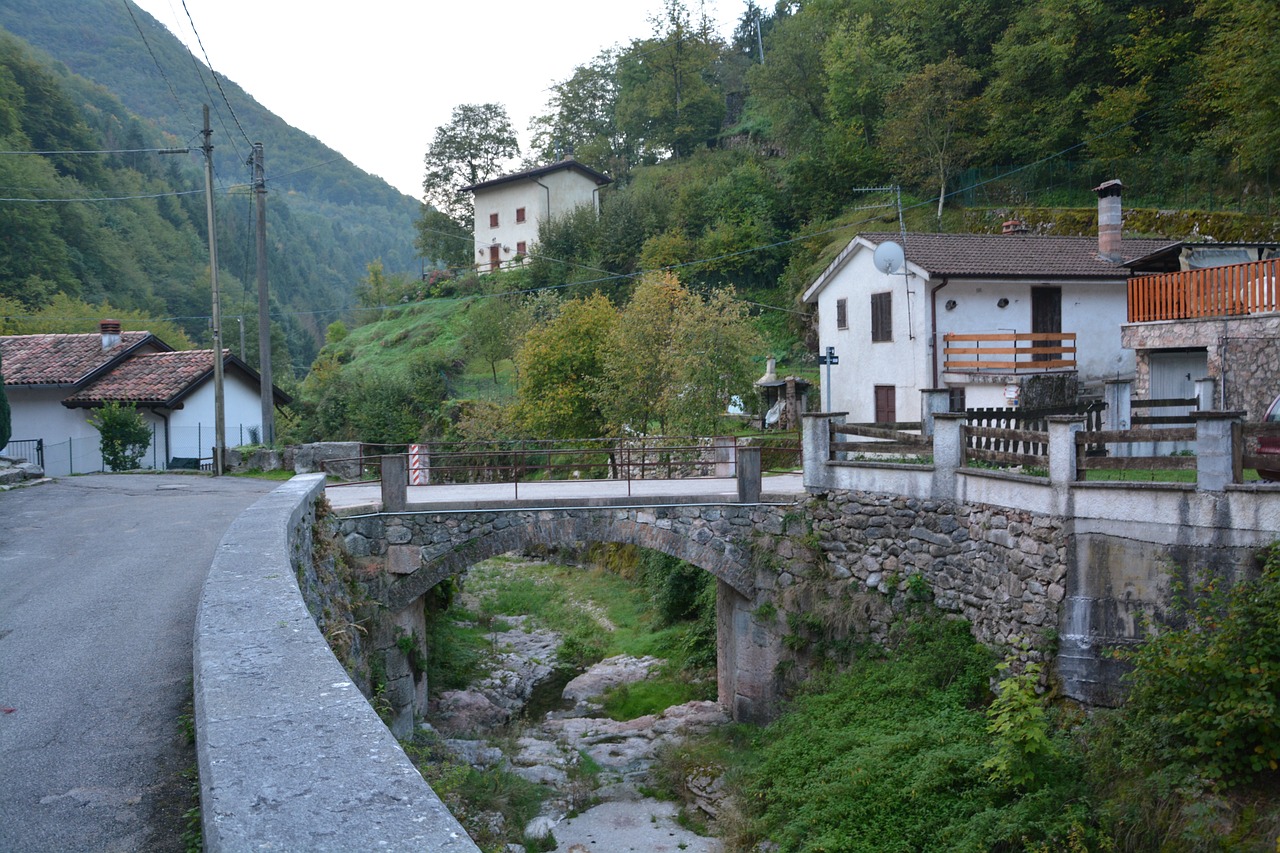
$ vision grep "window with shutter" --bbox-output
[516,241,527,255]
[836,298,848,330]
[871,292,892,342]
[489,212,499,228]
[515,207,526,223]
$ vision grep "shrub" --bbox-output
[1122,543,1280,786]
[89,401,151,471]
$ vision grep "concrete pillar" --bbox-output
[713,436,737,478]
[919,388,951,438]
[1194,377,1217,412]
[381,454,407,512]
[801,411,846,490]
[1047,415,1085,515]
[931,412,965,501]
[736,445,762,503]
[716,581,779,724]
[1193,411,1245,491]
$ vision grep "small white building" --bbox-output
[464,156,611,272]
[801,185,1176,423]
[1,320,289,475]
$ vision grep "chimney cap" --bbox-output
[99,319,121,333]
[1001,219,1029,235]
[1093,179,1123,197]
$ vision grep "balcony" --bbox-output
[1128,258,1279,322]
[942,332,1077,374]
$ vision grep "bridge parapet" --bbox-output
[194,475,479,852]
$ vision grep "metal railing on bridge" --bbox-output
[322,433,802,497]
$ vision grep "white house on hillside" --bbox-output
[802,183,1178,423]
[1,320,289,475]
[464,156,612,272]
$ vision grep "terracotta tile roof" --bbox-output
[1,331,162,386]
[64,349,225,406]
[858,232,1178,278]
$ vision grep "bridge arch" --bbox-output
[358,503,785,723]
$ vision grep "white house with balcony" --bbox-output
[801,184,1180,422]
[464,156,611,272]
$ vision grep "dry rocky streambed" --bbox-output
[421,557,728,852]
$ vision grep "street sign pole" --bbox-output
[818,346,839,411]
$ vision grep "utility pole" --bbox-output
[251,141,274,445]
[201,105,226,475]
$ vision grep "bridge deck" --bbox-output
[326,473,805,512]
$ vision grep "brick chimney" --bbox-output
[1002,219,1029,235]
[1094,179,1123,263]
[100,319,121,351]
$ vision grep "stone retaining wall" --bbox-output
[194,474,478,852]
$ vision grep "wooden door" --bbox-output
[874,385,896,424]
[488,244,501,272]
[1031,286,1062,362]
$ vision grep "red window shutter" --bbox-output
[489,212,499,228]
[515,207,526,223]
[516,241,527,255]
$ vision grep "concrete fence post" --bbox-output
[1194,377,1217,412]
[919,388,951,438]
[713,435,737,478]
[1104,379,1132,458]
[736,445,762,503]
[1193,411,1245,491]
[381,454,408,512]
[1047,415,1086,514]
[801,411,846,491]
[931,412,965,501]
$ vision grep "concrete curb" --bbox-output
[193,474,479,852]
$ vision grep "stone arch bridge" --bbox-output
[338,499,810,723]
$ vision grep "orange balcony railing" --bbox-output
[942,332,1077,373]
[1128,258,1279,322]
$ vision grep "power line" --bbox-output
[179,0,253,150]
[121,0,192,131]
[0,146,190,156]
[0,189,205,202]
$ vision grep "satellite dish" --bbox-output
[873,240,905,275]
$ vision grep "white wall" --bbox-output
[811,244,1139,422]
[471,168,603,272]
[811,250,930,422]
[169,373,269,458]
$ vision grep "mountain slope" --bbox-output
[0,0,423,367]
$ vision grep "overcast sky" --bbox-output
[129,0,747,199]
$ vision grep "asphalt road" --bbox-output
[0,474,276,852]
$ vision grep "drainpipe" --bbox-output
[533,178,551,224]
[155,408,171,468]
[930,276,950,388]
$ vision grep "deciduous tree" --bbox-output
[422,103,519,224]
[514,293,617,438]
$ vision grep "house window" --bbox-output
[489,212,499,228]
[948,386,966,413]
[516,241,527,256]
[871,292,892,342]
[515,207,526,223]
[874,385,897,424]
[835,298,848,330]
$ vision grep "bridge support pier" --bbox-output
[717,580,780,724]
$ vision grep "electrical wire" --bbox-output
[0,146,190,156]
[121,0,192,132]
[179,0,253,150]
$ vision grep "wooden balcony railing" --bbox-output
[942,332,1077,373]
[1128,257,1280,322]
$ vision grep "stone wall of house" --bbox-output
[1123,314,1280,419]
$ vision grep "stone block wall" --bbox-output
[1122,314,1280,419]
[801,489,1069,659]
